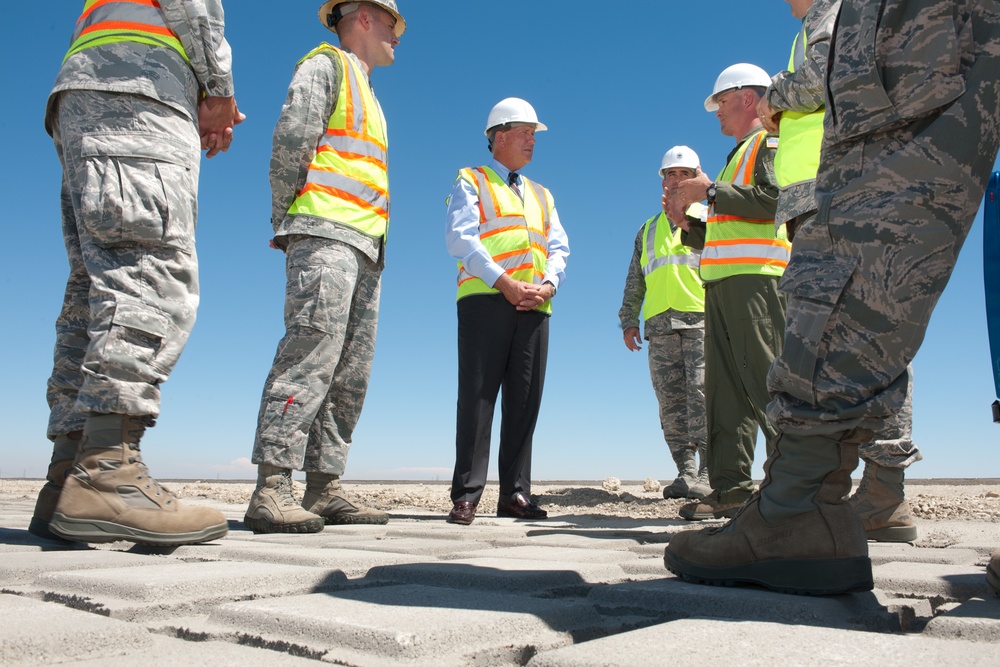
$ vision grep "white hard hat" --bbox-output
[484,97,548,137]
[704,63,771,111]
[319,0,406,37]
[659,146,700,177]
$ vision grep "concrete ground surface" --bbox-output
[1,480,998,666]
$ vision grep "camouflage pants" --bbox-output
[252,236,381,475]
[767,3,1000,443]
[861,364,922,469]
[647,327,707,454]
[46,90,200,439]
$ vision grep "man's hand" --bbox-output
[756,96,781,133]
[663,190,691,230]
[623,327,642,351]
[671,168,713,214]
[199,96,246,158]
[495,274,553,311]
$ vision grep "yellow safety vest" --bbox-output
[773,23,824,188]
[639,213,704,321]
[65,0,189,63]
[288,44,390,240]
[455,166,553,315]
[701,129,791,281]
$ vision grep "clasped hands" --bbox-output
[495,274,555,311]
[662,168,713,231]
[199,95,246,158]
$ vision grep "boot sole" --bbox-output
[663,549,874,596]
[865,525,918,542]
[49,513,228,546]
[679,506,741,521]
[243,514,325,534]
[28,516,76,543]
[323,514,389,526]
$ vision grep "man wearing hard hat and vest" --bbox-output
[666,0,1000,597]
[444,98,570,525]
[619,146,709,501]
[668,63,789,522]
[757,0,923,544]
[31,0,242,546]
[244,1,405,534]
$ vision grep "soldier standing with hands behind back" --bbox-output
[619,146,710,500]
[244,1,406,534]
[33,0,243,546]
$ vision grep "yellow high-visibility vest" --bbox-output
[288,44,390,241]
[639,212,704,321]
[455,166,553,314]
[65,0,189,63]
[701,129,790,281]
[774,23,825,188]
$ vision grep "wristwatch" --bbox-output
[544,281,557,298]
[706,182,718,205]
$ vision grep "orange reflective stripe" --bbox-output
[707,215,775,224]
[314,146,387,172]
[493,249,530,262]
[708,238,792,248]
[480,223,528,240]
[80,0,159,22]
[80,20,176,39]
[298,183,388,219]
[324,128,387,153]
[700,257,789,267]
[475,168,503,218]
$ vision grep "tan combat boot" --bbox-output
[988,549,999,597]
[49,414,228,546]
[302,472,388,525]
[849,462,917,542]
[664,432,872,595]
[663,445,711,500]
[244,464,324,534]
[28,432,82,541]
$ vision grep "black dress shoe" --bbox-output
[447,501,477,525]
[496,492,547,520]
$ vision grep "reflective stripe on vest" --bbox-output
[65,0,189,63]
[774,23,824,189]
[287,44,390,240]
[639,212,704,321]
[701,130,790,281]
[455,166,553,314]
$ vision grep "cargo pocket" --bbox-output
[286,265,347,335]
[78,132,198,252]
[258,380,310,449]
[773,250,857,402]
[102,302,175,383]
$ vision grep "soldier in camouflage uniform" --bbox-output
[619,146,709,501]
[31,0,243,546]
[666,0,1000,596]
[758,0,922,543]
[243,1,406,534]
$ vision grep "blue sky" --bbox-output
[2,1,997,482]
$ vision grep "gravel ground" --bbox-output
[4,477,998,524]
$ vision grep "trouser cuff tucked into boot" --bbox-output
[849,463,917,542]
[302,472,388,525]
[244,464,325,534]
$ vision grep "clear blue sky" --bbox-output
[1,1,997,482]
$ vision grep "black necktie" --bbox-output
[508,172,521,198]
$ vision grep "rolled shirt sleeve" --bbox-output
[160,0,235,97]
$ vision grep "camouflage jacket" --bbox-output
[766,0,841,224]
[46,0,234,134]
[269,48,381,263]
[619,219,705,337]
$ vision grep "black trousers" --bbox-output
[451,294,549,504]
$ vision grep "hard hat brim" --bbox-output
[318,1,407,38]
[483,121,548,138]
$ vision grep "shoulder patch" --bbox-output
[766,137,780,149]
